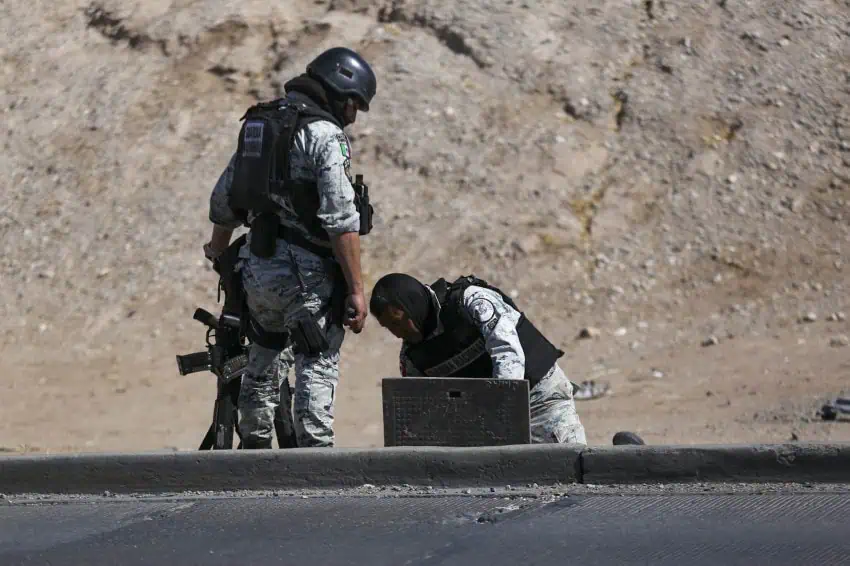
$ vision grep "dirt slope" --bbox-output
[2,0,849,453]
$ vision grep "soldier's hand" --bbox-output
[203,242,222,263]
[343,292,367,334]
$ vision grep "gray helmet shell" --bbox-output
[306,47,377,111]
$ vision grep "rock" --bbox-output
[829,335,849,348]
[702,335,719,347]
[577,327,600,339]
[651,369,665,379]
[801,312,817,323]
[614,327,628,337]
[511,237,538,255]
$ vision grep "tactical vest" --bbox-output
[404,276,565,387]
[228,92,372,259]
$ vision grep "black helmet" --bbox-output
[306,47,377,111]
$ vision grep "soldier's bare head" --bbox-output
[369,273,435,343]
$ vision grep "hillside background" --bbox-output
[2,0,849,452]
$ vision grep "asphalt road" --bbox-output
[2,487,850,565]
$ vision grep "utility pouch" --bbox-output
[249,212,279,258]
[353,174,373,236]
[288,305,329,357]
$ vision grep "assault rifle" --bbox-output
[175,234,297,450]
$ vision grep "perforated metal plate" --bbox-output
[382,377,530,447]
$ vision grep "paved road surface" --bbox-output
[2,488,850,565]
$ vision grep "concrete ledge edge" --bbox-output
[580,442,850,485]
[0,442,848,494]
[0,444,581,494]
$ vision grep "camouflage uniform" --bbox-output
[399,285,587,445]
[209,111,359,448]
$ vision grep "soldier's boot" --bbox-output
[612,431,646,445]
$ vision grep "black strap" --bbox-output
[277,224,334,258]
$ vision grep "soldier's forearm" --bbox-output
[329,231,363,294]
[209,225,234,252]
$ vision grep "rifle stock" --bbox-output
[193,308,219,329]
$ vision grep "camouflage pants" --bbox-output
[237,238,345,448]
[529,363,587,445]
[240,345,296,444]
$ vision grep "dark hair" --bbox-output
[368,273,435,337]
[369,290,394,317]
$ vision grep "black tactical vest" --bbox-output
[227,92,366,250]
[404,276,565,388]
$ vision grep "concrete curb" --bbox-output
[0,444,581,494]
[580,443,850,484]
[0,443,847,494]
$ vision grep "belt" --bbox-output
[276,224,334,259]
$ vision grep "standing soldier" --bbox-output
[203,47,378,449]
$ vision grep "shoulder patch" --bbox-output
[469,297,496,325]
[336,133,350,159]
[242,121,265,158]
[335,133,352,180]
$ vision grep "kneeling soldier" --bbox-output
[369,273,587,445]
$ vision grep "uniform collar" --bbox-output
[401,285,444,350]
